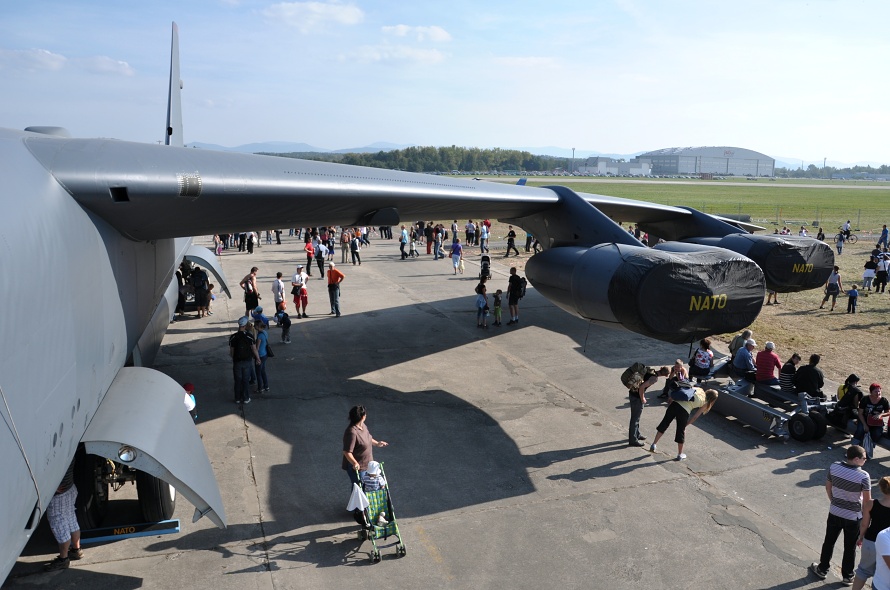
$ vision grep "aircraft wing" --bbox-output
[21,133,691,241]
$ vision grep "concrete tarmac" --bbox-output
[6,234,883,589]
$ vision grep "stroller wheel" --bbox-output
[398,545,407,557]
[372,550,381,563]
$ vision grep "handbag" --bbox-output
[291,285,300,295]
[265,343,275,358]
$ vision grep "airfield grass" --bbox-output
[445,177,890,386]
[521,179,890,232]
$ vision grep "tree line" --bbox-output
[259,146,566,173]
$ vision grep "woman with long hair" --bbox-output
[648,388,719,461]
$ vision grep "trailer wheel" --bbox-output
[789,413,816,441]
[74,447,109,529]
[136,471,176,521]
[809,410,829,440]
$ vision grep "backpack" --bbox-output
[519,277,527,299]
[668,381,697,401]
[230,331,253,361]
[621,362,650,391]
[190,269,208,290]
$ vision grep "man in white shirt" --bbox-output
[315,242,328,278]
[271,272,285,313]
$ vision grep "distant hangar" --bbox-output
[635,146,775,177]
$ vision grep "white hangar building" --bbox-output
[635,146,775,177]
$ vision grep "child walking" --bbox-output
[848,284,859,314]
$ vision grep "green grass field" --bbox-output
[512,179,890,233]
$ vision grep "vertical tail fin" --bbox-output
[165,22,183,147]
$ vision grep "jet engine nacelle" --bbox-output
[526,244,765,344]
[668,234,834,293]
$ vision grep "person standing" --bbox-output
[327,262,345,317]
[820,265,843,311]
[304,240,315,277]
[877,255,890,294]
[191,265,210,318]
[272,272,286,313]
[627,366,670,447]
[649,387,719,460]
[450,238,464,275]
[851,476,890,590]
[525,231,534,252]
[424,221,434,255]
[853,383,890,456]
[479,222,490,253]
[504,225,519,257]
[878,225,889,251]
[342,405,389,487]
[810,445,871,586]
[255,322,270,394]
[240,267,260,317]
[507,266,523,325]
[350,233,362,265]
[848,284,859,314]
[340,228,351,263]
[43,460,83,571]
[465,220,476,246]
[229,316,261,405]
[315,241,328,279]
[399,225,409,260]
[291,264,308,317]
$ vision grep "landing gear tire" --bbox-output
[74,446,109,529]
[789,413,816,441]
[809,410,829,440]
[136,471,176,521]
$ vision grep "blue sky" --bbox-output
[2,0,889,165]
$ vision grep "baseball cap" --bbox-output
[238,316,249,327]
[746,339,757,347]
[765,341,775,350]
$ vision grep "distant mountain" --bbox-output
[187,141,329,153]
[333,142,414,154]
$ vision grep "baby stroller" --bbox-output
[479,253,492,280]
[353,462,406,562]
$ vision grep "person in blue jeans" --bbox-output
[255,322,270,394]
[854,384,890,457]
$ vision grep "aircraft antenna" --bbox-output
[0,384,42,515]
[165,22,184,147]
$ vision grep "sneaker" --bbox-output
[628,440,645,447]
[263,388,269,393]
[841,573,855,586]
[302,314,308,318]
[44,556,69,571]
[243,397,251,404]
[649,444,656,452]
[809,562,827,580]
[69,547,83,561]
[285,338,291,343]
[637,435,647,441]
[676,453,687,461]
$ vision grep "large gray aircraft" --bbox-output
[0,23,833,583]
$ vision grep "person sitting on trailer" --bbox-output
[755,341,782,386]
[731,339,757,382]
[779,353,801,396]
[794,354,825,399]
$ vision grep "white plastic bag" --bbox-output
[346,482,369,511]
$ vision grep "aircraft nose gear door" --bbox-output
[82,367,226,528]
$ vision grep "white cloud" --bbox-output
[74,56,135,76]
[346,44,446,65]
[0,49,134,76]
[262,1,364,33]
[0,48,67,71]
[381,25,451,43]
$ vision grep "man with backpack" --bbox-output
[229,316,261,405]
[191,265,210,318]
[624,365,670,447]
